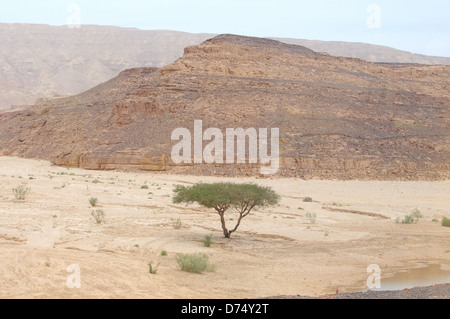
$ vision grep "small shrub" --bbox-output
[175,253,215,273]
[403,215,415,224]
[398,208,423,224]
[411,208,423,218]
[91,210,105,224]
[303,197,313,202]
[89,197,98,207]
[92,179,101,184]
[13,185,30,200]
[202,234,213,247]
[141,185,149,189]
[172,218,182,229]
[432,218,439,223]
[148,261,159,274]
[161,250,168,256]
[306,212,316,224]
[442,217,450,227]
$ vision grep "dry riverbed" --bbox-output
[0,157,449,298]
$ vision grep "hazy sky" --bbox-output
[1,0,449,57]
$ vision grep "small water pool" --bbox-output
[378,263,450,291]
[346,263,450,293]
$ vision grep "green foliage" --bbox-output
[161,250,168,256]
[442,217,450,227]
[172,218,182,229]
[148,261,159,274]
[13,185,30,200]
[306,212,317,224]
[89,197,98,207]
[303,197,313,202]
[91,210,105,224]
[202,234,213,247]
[141,185,149,189]
[397,208,423,224]
[173,183,280,238]
[175,253,215,273]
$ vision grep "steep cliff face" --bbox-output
[0,34,449,180]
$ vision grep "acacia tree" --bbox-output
[173,183,280,238]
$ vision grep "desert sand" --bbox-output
[0,156,448,299]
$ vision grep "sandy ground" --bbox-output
[0,156,449,299]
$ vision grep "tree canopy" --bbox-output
[173,182,280,238]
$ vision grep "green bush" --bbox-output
[397,208,423,224]
[161,250,168,256]
[175,253,216,273]
[141,185,149,189]
[303,197,313,202]
[91,210,105,224]
[148,261,159,274]
[89,197,98,207]
[442,217,450,227]
[202,235,213,247]
[172,218,182,229]
[306,212,316,224]
[13,185,30,200]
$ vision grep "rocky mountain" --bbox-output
[1,23,449,110]
[274,38,450,65]
[0,34,449,180]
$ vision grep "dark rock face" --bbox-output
[0,34,449,180]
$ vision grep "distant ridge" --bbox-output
[274,37,450,65]
[1,23,449,109]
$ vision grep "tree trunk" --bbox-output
[229,213,244,237]
[219,211,230,238]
